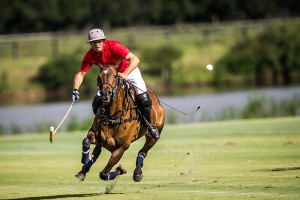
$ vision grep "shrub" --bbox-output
[141,45,182,81]
[214,25,300,87]
[33,48,101,99]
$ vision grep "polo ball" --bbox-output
[206,64,213,71]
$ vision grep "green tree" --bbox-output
[141,45,182,87]
[2,0,300,34]
[0,70,9,92]
[34,48,102,99]
[214,25,300,87]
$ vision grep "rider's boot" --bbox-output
[92,92,102,115]
[137,92,160,140]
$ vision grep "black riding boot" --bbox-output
[92,94,102,115]
[137,92,160,140]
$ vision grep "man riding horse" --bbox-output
[72,28,159,140]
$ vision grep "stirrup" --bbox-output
[148,124,160,140]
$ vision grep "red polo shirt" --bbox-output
[80,40,130,73]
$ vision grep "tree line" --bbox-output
[33,24,300,98]
[214,25,300,87]
[1,0,300,34]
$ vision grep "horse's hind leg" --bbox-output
[133,137,157,182]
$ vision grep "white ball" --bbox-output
[206,64,213,71]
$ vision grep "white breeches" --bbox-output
[125,67,147,94]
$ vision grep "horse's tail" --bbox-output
[147,88,165,129]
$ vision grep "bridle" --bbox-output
[96,65,139,127]
[98,66,122,105]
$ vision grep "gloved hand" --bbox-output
[72,89,80,102]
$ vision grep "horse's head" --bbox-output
[98,61,122,105]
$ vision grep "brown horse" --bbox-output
[75,62,165,182]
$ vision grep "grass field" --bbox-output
[0,117,299,199]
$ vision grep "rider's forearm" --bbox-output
[122,54,140,78]
[73,71,85,90]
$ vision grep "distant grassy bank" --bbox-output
[0,19,299,105]
[2,20,297,105]
[0,24,238,92]
[0,117,299,199]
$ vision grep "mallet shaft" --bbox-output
[49,102,74,143]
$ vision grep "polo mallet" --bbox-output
[127,80,201,116]
[50,101,75,143]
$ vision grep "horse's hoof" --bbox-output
[116,165,127,175]
[133,168,143,182]
[75,171,86,181]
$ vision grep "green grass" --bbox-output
[1,117,300,199]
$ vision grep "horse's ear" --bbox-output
[114,59,122,68]
[98,63,104,71]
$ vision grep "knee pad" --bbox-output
[137,92,152,109]
[92,95,101,115]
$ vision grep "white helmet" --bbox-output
[87,28,107,43]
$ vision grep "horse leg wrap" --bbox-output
[107,172,118,180]
[136,152,146,167]
[100,169,123,181]
[82,159,94,173]
[81,137,91,164]
[133,153,145,182]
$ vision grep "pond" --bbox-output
[0,86,299,134]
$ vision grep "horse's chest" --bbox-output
[101,129,126,149]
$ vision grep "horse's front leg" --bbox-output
[75,131,102,181]
[99,146,127,181]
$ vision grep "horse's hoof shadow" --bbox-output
[75,171,86,181]
[133,167,143,182]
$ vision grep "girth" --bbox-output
[100,115,139,126]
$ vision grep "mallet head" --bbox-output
[49,126,54,143]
